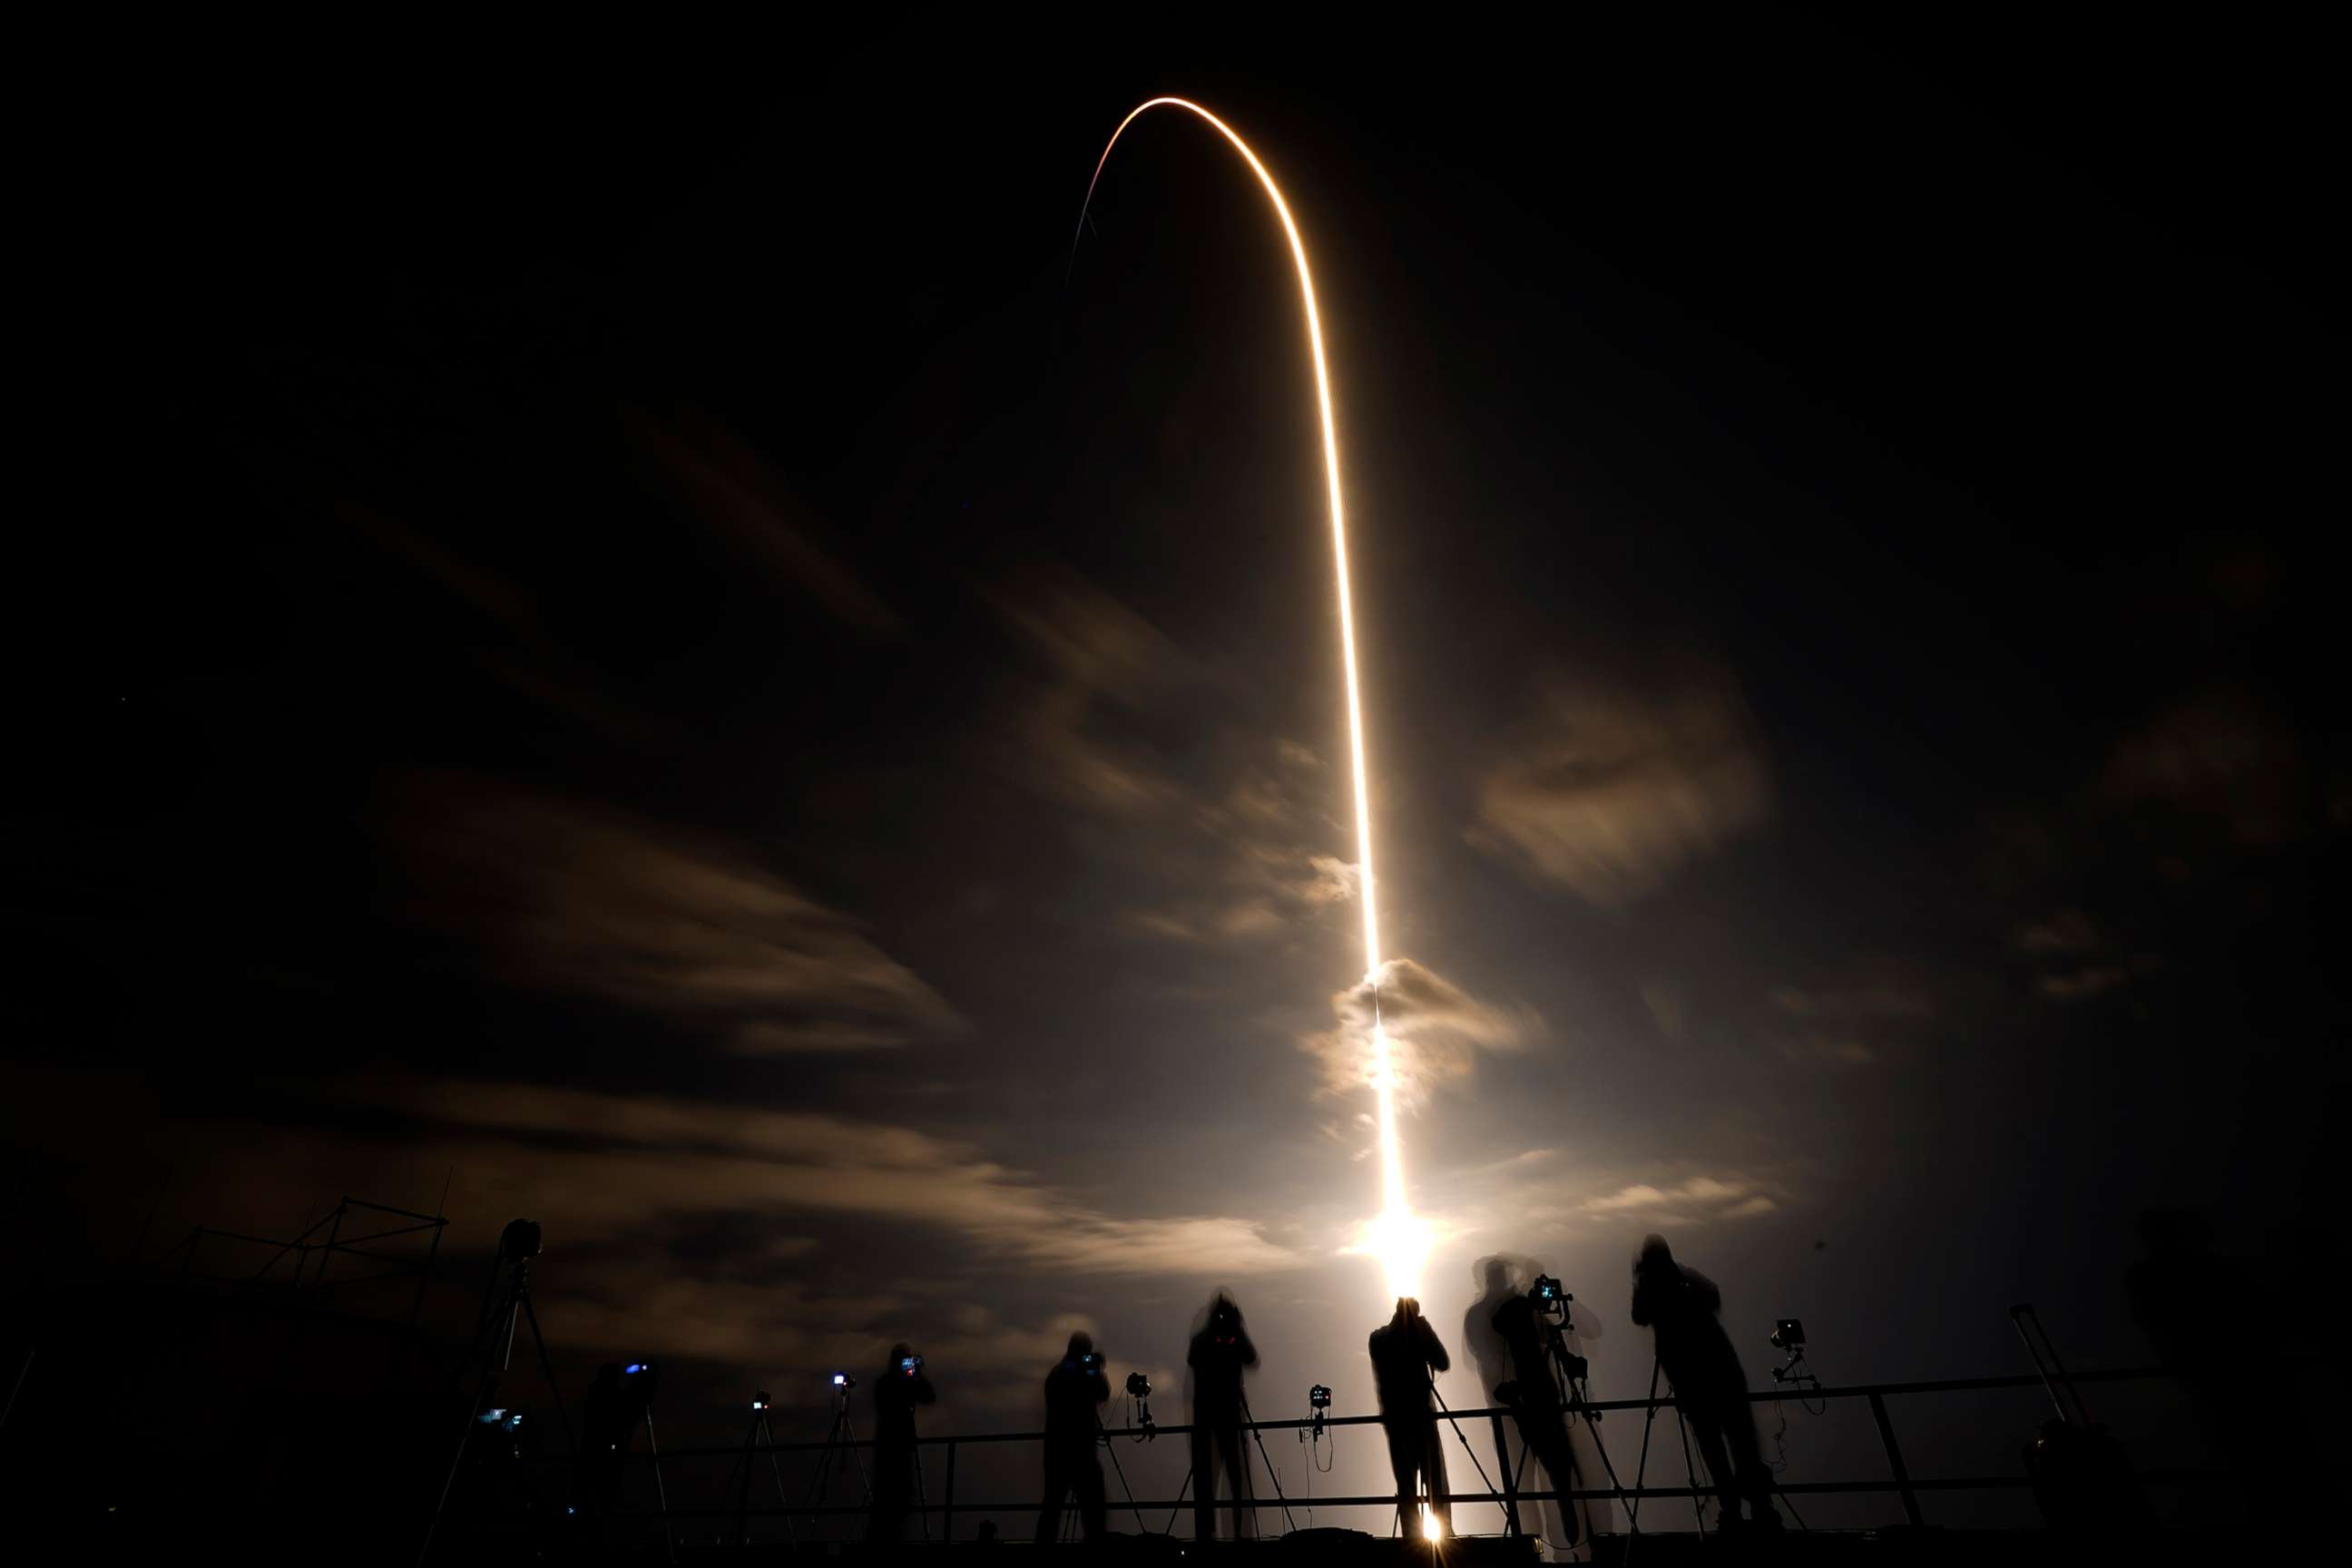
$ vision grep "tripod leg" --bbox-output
[642,1407,676,1568]
[1632,1357,1661,1533]
[1240,1395,1296,1533]
[418,1295,515,1567]
[760,1416,797,1544]
[515,1295,577,1456]
[1672,1402,1707,1534]
[738,1414,762,1545]
[1163,1465,1193,1537]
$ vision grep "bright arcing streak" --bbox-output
[1077,99,1426,1304]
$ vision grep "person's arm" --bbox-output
[1682,1267,1721,1315]
[1237,1330,1259,1368]
[1630,1279,1653,1327]
[1089,1369,1111,1404]
[1419,1318,1451,1374]
[914,1374,936,1406]
[1187,1333,1205,1371]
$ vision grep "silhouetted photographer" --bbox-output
[1631,1235,1778,1530]
[867,1342,936,1544]
[1491,1273,1587,1548]
[1034,1331,1111,1544]
[1186,1290,1260,1540]
[1367,1296,1452,1539]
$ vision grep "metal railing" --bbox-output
[560,1366,2212,1541]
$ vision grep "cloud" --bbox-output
[1302,956,1540,1103]
[1768,972,1936,1066]
[1576,1174,1779,1224]
[989,563,1192,817]
[630,413,902,633]
[2102,685,2301,849]
[2009,909,2148,1005]
[1469,674,1771,905]
[396,783,963,1051]
[387,1079,1299,1279]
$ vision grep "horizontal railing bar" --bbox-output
[593,1367,2168,1459]
[641,1470,2228,1519]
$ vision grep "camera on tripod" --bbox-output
[1769,1318,1817,1386]
[900,1354,925,1377]
[751,1390,770,1410]
[1308,1385,1332,1410]
[1079,1351,1102,1371]
[1531,1274,1570,1310]
[830,1371,858,1391]
[1125,1372,1152,1398]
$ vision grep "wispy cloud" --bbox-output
[1469,673,1770,905]
[1768,975,1934,1066]
[1575,1174,1779,1224]
[390,1079,1300,1279]
[395,782,963,1052]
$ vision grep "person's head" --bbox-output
[1204,1289,1244,1337]
[1066,1330,1094,1361]
[1476,1256,1515,1296]
[1636,1234,1674,1275]
[1393,1296,1421,1324]
[888,1341,916,1374]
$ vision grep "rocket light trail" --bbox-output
[1076,98,1427,1304]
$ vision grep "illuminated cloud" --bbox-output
[387,1079,1299,1279]
[395,783,964,1051]
[1470,674,1771,905]
[1576,1174,1779,1224]
[1303,956,1539,1104]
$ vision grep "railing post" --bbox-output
[943,1440,956,1542]
[1489,1412,1521,1537]
[1867,1392,1926,1527]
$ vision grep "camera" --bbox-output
[1079,1351,1102,1370]
[1308,1385,1332,1410]
[900,1355,925,1377]
[1125,1372,1152,1398]
[1530,1274,1569,1308]
[831,1371,858,1390]
[499,1218,544,1261]
[1770,1318,1806,1350]
[1560,1352,1589,1382]
[751,1390,770,1410]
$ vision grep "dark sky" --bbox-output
[9,5,2340,1533]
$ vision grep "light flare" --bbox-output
[1077,99,1423,1302]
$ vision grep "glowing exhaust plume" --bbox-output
[1075,99,1425,1302]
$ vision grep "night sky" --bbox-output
[9,6,2339,1535]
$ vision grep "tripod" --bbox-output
[419,1250,576,1565]
[725,1402,795,1547]
[804,1383,872,1540]
[1093,1406,1149,1534]
[1541,1323,1638,1544]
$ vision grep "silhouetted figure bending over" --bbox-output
[1631,1235,1778,1529]
[1187,1290,1260,1540]
[867,1342,936,1544]
[1368,1297,1453,1539]
[1491,1273,1586,1547]
[1034,1331,1110,1544]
